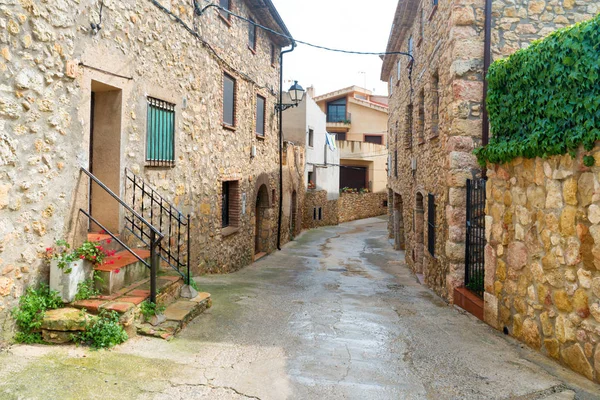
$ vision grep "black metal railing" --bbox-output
[80,168,163,302]
[124,168,190,285]
[465,178,486,298]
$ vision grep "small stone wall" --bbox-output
[338,192,388,223]
[302,191,387,230]
[485,150,600,383]
[302,190,338,229]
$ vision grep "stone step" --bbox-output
[137,292,212,340]
[94,249,150,295]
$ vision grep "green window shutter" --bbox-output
[147,97,175,166]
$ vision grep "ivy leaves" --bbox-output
[475,15,600,167]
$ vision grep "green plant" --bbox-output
[583,155,595,167]
[474,14,600,167]
[188,277,199,291]
[45,239,116,273]
[11,284,63,344]
[74,272,103,301]
[73,309,128,349]
[139,300,166,321]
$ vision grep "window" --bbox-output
[308,129,314,147]
[308,171,313,184]
[427,193,436,256]
[270,44,276,66]
[336,132,347,141]
[418,89,425,143]
[221,180,240,229]
[394,149,398,178]
[405,104,413,148]
[223,73,236,127]
[365,135,383,145]
[313,207,322,221]
[433,0,438,5]
[327,98,347,122]
[256,95,265,136]
[431,71,439,136]
[146,97,175,166]
[219,0,231,20]
[248,19,257,51]
[408,36,414,56]
[420,8,425,43]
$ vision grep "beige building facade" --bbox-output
[314,86,389,193]
[0,0,301,341]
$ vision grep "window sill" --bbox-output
[218,14,232,27]
[248,46,256,55]
[418,138,425,145]
[145,161,176,168]
[428,5,438,21]
[223,123,236,131]
[222,226,239,237]
[256,133,265,140]
[430,132,439,140]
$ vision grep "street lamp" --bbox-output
[275,81,306,112]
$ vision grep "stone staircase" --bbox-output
[40,233,211,343]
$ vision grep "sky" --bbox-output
[270,0,398,97]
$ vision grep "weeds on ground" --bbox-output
[11,284,63,344]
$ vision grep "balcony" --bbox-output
[326,112,351,131]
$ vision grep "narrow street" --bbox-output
[0,217,598,399]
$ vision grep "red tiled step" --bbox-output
[95,249,150,272]
[87,233,119,243]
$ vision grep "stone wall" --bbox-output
[302,191,387,230]
[0,0,293,341]
[383,0,596,302]
[338,192,387,223]
[485,149,600,382]
[302,190,338,229]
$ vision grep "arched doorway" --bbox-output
[290,190,297,239]
[415,193,425,273]
[393,193,405,250]
[255,184,269,255]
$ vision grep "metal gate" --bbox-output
[465,178,486,298]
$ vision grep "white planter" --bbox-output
[49,259,93,303]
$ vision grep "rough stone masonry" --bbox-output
[0,0,303,341]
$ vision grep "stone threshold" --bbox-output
[136,293,212,340]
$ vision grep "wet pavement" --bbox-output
[1,216,599,399]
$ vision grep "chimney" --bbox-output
[306,86,315,99]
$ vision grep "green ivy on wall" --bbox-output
[474,14,600,167]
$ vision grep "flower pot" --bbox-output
[49,259,93,303]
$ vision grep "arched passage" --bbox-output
[393,193,405,250]
[414,192,425,273]
[255,184,270,255]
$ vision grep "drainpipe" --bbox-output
[277,42,296,250]
[482,0,493,148]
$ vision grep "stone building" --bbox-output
[381,0,597,304]
[0,0,301,340]
[313,86,389,193]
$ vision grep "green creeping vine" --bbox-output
[475,14,600,167]
[72,309,128,349]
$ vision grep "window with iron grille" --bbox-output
[270,44,276,66]
[431,71,440,136]
[146,97,175,166]
[427,193,436,256]
[418,89,425,142]
[256,94,265,136]
[223,73,236,127]
[394,149,398,178]
[248,18,257,50]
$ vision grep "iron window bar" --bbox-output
[146,97,176,167]
[464,178,487,298]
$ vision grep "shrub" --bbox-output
[73,309,128,349]
[12,284,63,344]
[139,300,166,321]
[475,14,600,166]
